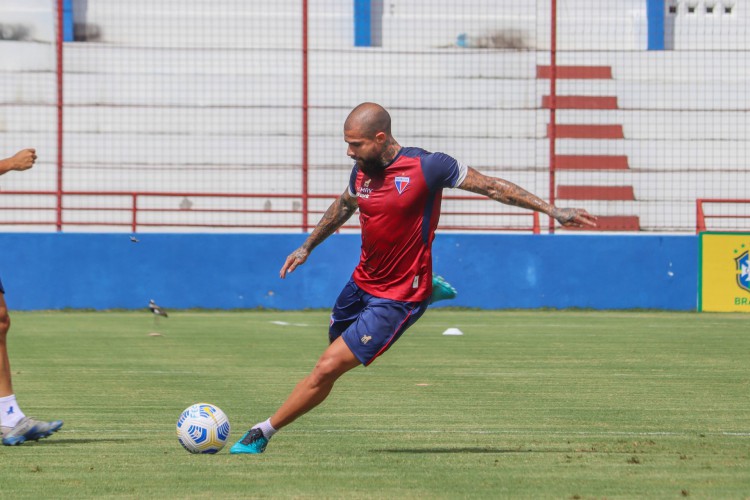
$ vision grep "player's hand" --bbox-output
[553,208,598,228]
[10,149,37,171]
[280,247,310,279]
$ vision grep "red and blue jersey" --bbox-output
[347,147,467,302]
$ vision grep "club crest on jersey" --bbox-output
[394,176,410,195]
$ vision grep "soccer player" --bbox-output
[0,149,64,445]
[230,103,597,454]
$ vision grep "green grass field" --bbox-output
[0,310,748,499]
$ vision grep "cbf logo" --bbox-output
[735,244,749,293]
[394,176,410,195]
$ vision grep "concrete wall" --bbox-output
[0,233,698,311]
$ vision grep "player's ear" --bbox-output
[374,131,387,144]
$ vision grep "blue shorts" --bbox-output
[329,278,430,366]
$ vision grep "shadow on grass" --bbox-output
[23,437,142,446]
[373,447,531,454]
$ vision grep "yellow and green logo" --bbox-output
[699,233,750,312]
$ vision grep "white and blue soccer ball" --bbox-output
[176,403,231,454]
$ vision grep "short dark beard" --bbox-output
[358,141,400,176]
[358,159,384,177]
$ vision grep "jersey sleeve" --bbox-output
[421,152,468,191]
[347,165,359,196]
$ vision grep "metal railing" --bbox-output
[0,191,540,233]
[696,199,750,233]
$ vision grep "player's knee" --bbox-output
[309,356,346,388]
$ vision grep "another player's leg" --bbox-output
[430,275,457,304]
[0,291,63,446]
[230,336,360,454]
[2,417,64,446]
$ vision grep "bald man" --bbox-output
[0,149,64,445]
[230,103,597,454]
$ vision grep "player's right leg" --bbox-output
[231,278,430,455]
[230,336,360,454]
[231,279,365,454]
[0,284,13,397]
[2,417,64,446]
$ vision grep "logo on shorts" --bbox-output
[395,176,410,195]
[360,335,372,345]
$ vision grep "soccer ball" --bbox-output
[176,403,231,454]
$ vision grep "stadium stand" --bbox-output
[0,0,747,232]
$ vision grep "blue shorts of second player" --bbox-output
[329,277,430,366]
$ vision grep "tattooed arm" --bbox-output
[280,189,359,278]
[458,167,597,228]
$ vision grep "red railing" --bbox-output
[0,191,540,234]
[696,199,750,233]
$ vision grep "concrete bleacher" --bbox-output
[0,0,747,232]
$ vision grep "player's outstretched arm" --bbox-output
[280,189,359,278]
[0,148,37,176]
[458,166,598,228]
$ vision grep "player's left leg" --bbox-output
[0,291,63,446]
[430,275,457,304]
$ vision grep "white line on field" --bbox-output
[58,429,750,438]
[285,429,750,438]
[122,371,196,374]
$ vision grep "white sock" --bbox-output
[254,418,277,439]
[0,394,26,428]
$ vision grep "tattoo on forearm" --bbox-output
[302,195,358,251]
[468,176,552,214]
[495,181,548,211]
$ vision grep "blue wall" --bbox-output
[0,233,697,311]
